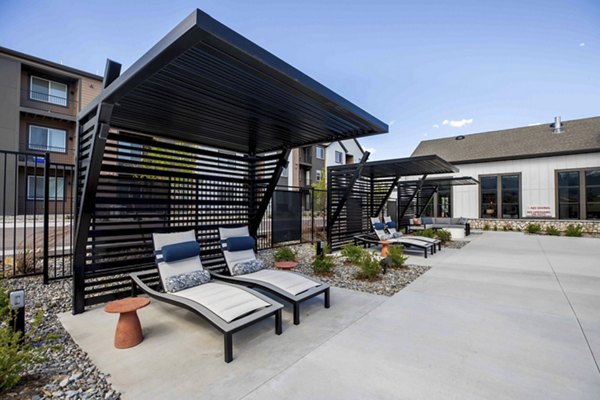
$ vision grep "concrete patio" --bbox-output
[60,232,600,399]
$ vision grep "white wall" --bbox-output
[326,142,346,167]
[451,153,600,218]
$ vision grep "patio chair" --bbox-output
[130,230,283,363]
[370,218,434,258]
[383,216,442,251]
[214,226,330,325]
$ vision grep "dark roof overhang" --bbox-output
[79,9,388,154]
[329,155,458,178]
[399,176,479,187]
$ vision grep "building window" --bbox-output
[305,169,311,186]
[437,186,452,218]
[29,125,67,153]
[281,165,288,178]
[315,146,324,160]
[27,176,65,200]
[557,171,580,219]
[480,174,520,219]
[316,169,322,182]
[557,168,600,220]
[586,170,600,220]
[335,151,343,164]
[30,76,68,106]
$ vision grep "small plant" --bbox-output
[413,228,435,238]
[0,283,48,391]
[340,244,366,264]
[386,245,408,268]
[545,226,560,236]
[493,225,498,231]
[516,227,522,232]
[273,247,296,262]
[526,223,542,234]
[483,223,490,231]
[435,229,452,244]
[356,251,382,280]
[312,255,335,275]
[565,224,583,237]
[503,225,510,231]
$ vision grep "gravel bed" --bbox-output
[258,244,430,297]
[1,277,120,400]
[443,240,470,249]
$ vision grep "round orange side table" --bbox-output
[274,261,298,270]
[104,297,150,349]
[379,240,392,257]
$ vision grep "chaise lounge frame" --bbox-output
[130,270,283,363]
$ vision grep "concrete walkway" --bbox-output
[61,232,600,399]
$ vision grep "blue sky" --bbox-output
[2,0,599,160]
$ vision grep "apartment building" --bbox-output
[0,47,102,214]
[279,139,365,188]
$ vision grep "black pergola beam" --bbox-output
[398,174,428,221]
[372,175,399,218]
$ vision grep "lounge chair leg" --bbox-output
[131,280,137,297]
[430,246,434,255]
[438,242,442,251]
[424,248,428,258]
[293,303,300,325]
[275,309,282,335]
[324,288,331,309]
[224,333,233,363]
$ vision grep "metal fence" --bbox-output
[0,149,74,282]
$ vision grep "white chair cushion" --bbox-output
[174,282,270,323]
[242,269,320,296]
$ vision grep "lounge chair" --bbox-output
[213,226,330,325]
[369,218,434,258]
[383,216,442,251]
[130,230,283,363]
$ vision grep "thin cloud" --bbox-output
[364,147,376,155]
[579,42,585,47]
[389,120,396,126]
[528,122,542,126]
[432,124,439,129]
[442,118,473,128]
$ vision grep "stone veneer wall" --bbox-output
[468,218,600,233]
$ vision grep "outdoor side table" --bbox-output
[274,261,298,270]
[379,240,392,257]
[104,297,150,349]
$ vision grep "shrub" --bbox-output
[545,226,560,236]
[273,247,296,262]
[526,223,542,234]
[356,251,382,280]
[493,225,498,231]
[435,229,452,243]
[386,245,408,268]
[565,224,583,237]
[0,283,47,391]
[340,244,366,264]
[413,228,435,238]
[312,255,335,275]
[483,223,490,231]
[503,225,510,231]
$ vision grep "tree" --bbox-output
[311,168,327,238]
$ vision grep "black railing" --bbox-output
[0,149,74,282]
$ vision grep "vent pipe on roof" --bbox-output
[552,116,563,134]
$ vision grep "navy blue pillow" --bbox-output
[373,222,385,230]
[161,241,200,262]
[387,221,396,229]
[226,236,255,252]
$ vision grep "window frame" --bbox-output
[555,167,600,220]
[334,151,343,164]
[478,173,522,219]
[315,146,325,160]
[29,75,68,107]
[28,124,67,153]
[27,175,65,201]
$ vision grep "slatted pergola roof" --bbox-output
[73,9,387,313]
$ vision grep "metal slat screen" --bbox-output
[272,190,302,244]
[76,128,284,308]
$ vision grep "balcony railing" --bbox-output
[300,149,312,165]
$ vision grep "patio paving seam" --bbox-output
[536,236,600,376]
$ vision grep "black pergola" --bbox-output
[395,176,479,225]
[326,155,458,249]
[73,9,387,313]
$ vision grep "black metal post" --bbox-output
[9,289,25,340]
[43,153,50,284]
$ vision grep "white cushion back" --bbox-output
[152,230,203,289]
[218,226,256,275]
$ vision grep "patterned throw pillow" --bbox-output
[165,270,211,293]
[232,259,266,276]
